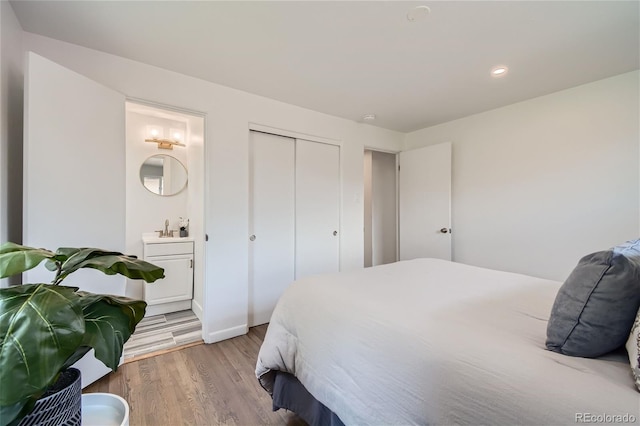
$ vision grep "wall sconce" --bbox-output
[145,125,186,150]
[169,128,184,144]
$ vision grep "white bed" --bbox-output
[256,259,639,425]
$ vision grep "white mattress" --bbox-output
[256,259,639,425]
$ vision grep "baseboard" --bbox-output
[192,299,204,322]
[205,324,248,344]
[145,300,191,317]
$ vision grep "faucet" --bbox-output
[156,219,172,237]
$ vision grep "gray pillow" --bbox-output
[546,239,640,357]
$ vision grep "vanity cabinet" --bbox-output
[143,239,194,316]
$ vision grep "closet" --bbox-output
[248,131,340,326]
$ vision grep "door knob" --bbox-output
[249,235,256,241]
[333,231,338,236]
[440,228,449,234]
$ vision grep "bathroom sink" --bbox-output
[142,233,194,244]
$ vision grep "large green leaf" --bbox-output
[56,248,165,284]
[0,284,84,425]
[0,243,55,279]
[44,248,83,272]
[0,244,164,284]
[0,399,36,426]
[74,292,147,370]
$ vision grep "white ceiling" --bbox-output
[10,1,640,132]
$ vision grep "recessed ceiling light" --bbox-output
[407,5,431,22]
[491,66,509,77]
[362,114,376,121]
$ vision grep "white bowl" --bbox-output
[81,393,129,426]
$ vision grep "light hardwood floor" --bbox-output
[85,325,305,426]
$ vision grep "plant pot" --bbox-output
[17,368,81,426]
[81,393,129,426]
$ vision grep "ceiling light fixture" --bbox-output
[491,65,509,77]
[407,5,431,22]
[362,114,376,121]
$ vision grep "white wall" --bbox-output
[0,1,23,287]
[404,71,640,281]
[22,32,404,342]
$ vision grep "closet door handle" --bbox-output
[249,235,256,241]
[333,231,338,236]
[190,259,193,268]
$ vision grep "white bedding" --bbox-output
[256,259,640,425]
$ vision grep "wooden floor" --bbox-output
[85,325,305,426]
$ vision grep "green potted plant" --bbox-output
[0,242,164,426]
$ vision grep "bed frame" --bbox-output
[272,371,344,426]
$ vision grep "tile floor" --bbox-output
[124,309,202,360]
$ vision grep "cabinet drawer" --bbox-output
[144,241,193,257]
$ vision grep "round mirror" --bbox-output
[140,154,188,196]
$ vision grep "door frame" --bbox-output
[249,122,341,146]
[125,98,208,341]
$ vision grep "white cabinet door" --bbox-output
[295,139,340,278]
[23,53,126,387]
[248,132,295,326]
[399,142,452,261]
[144,255,193,305]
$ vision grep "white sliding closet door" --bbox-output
[249,133,340,326]
[24,53,126,387]
[248,132,295,326]
[295,139,340,278]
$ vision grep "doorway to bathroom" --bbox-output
[123,101,206,360]
[364,149,398,267]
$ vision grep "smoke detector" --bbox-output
[407,6,431,22]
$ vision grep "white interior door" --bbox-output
[248,131,295,326]
[295,139,340,278]
[399,142,452,261]
[24,52,126,387]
